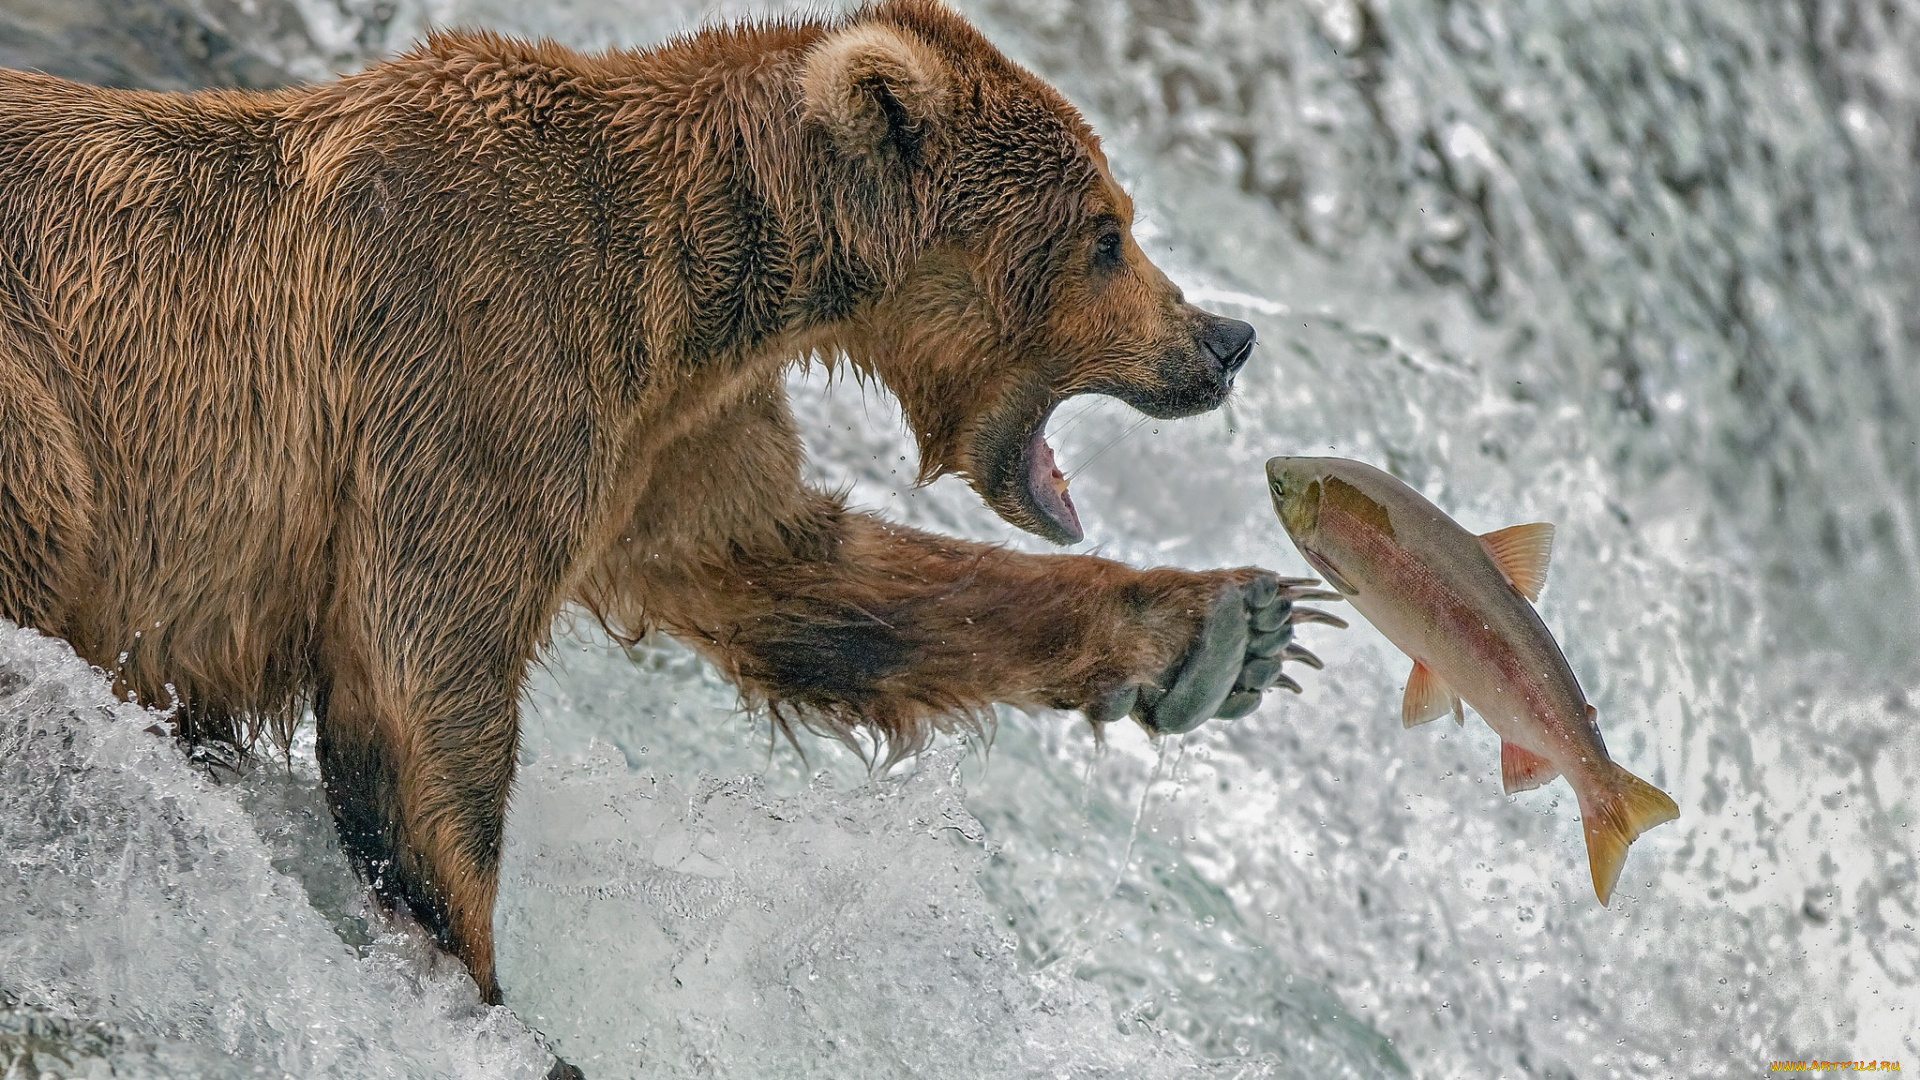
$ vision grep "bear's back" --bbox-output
[0,68,355,733]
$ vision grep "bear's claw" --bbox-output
[1282,642,1324,669]
[1130,573,1342,735]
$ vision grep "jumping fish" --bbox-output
[1265,456,1678,905]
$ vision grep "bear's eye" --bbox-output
[1093,230,1124,270]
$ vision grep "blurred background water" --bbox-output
[1,0,1916,1076]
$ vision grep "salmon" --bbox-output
[1265,456,1678,905]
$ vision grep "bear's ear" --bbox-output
[800,23,952,165]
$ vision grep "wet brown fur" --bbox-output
[0,0,1263,1004]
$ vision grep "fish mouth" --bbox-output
[1267,457,1325,545]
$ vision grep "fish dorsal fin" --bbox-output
[1479,522,1555,602]
[1402,661,1461,728]
[1500,741,1560,794]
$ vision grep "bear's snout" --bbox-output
[1197,315,1256,379]
[1093,309,1257,420]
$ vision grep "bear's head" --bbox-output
[803,0,1256,545]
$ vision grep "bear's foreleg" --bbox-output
[315,569,532,1006]
[660,497,1337,751]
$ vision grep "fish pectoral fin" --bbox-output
[1499,741,1559,793]
[1579,763,1681,906]
[1479,522,1556,602]
[1401,661,1460,728]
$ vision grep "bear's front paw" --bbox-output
[1091,572,1345,735]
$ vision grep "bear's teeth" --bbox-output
[1026,429,1083,541]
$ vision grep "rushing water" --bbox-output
[3,0,1918,1076]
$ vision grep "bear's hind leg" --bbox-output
[0,347,93,634]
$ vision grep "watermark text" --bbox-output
[1769,1063,1901,1073]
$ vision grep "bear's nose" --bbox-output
[1199,316,1256,376]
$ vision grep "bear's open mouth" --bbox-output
[970,391,1092,546]
[1023,423,1083,543]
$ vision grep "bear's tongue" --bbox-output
[1026,428,1083,542]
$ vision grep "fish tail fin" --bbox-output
[1579,764,1679,906]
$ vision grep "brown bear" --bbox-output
[0,0,1334,1013]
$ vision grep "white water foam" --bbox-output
[0,624,556,1080]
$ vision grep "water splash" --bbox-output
[0,625,558,1080]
